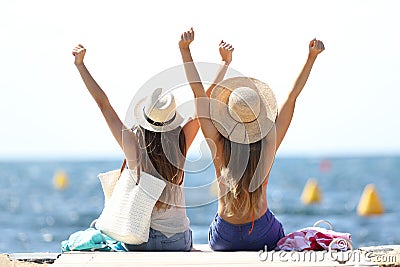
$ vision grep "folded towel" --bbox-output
[61,228,127,252]
[277,226,351,251]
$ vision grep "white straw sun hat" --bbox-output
[133,88,185,132]
[210,77,278,144]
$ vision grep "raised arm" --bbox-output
[181,39,234,150]
[205,40,234,97]
[179,28,220,143]
[274,39,325,151]
[72,44,139,169]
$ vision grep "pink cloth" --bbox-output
[277,227,351,251]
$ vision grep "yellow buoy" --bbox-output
[301,178,322,205]
[357,184,384,216]
[209,181,218,196]
[53,170,69,190]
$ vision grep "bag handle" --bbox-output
[118,159,140,185]
[118,126,142,185]
[119,159,127,175]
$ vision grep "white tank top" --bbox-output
[150,185,190,237]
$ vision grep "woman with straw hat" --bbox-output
[179,28,325,251]
[71,41,233,251]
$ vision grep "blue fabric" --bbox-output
[208,209,285,251]
[61,228,127,252]
[124,228,193,251]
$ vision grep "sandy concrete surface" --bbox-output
[0,254,48,267]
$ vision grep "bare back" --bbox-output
[212,137,270,224]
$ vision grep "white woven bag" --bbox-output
[98,169,120,203]
[96,166,166,244]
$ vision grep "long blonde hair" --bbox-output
[136,126,186,210]
[220,135,269,218]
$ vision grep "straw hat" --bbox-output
[210,77,278,144]
[133,88,185,132]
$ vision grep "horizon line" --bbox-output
[0,151,399,162]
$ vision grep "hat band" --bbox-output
[143,107,176,127]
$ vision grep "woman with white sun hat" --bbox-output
[71,39,233,251]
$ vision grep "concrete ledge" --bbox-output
[1,253,53,267]
[1,245,400,267]
[8,253,60,264]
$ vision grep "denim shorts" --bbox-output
[208,209,285,251]
[124,228,193,251]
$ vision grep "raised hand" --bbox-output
[72,44,86,66]
[179,27,194,49]
[309,39,325,57]
[274,38,325,152]
[219,40,234,64]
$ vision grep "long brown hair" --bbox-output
[136,126,186,210]
[220,135,269,218]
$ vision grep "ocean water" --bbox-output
[0,156,399,253]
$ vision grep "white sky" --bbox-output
[0,0,399,159]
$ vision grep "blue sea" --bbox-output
[1,155,399,253]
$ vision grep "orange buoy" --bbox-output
[301,178,322,205]
[319,159,332,173]
[357,184,384,216]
